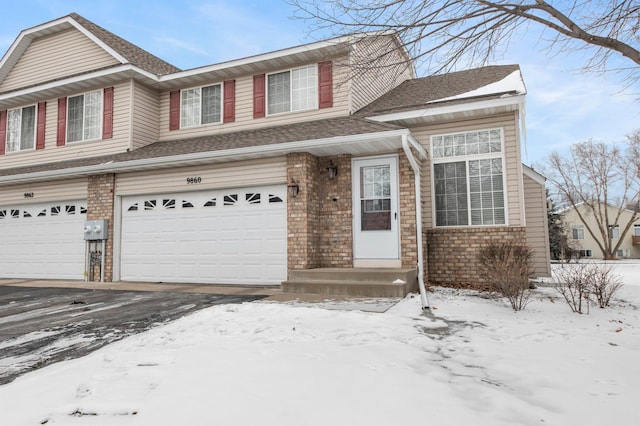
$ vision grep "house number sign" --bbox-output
[186,177,202,184]
[24,192,35,198]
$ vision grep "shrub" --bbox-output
[588,264,623,308]
[553,262,623,313]
[478,242,534,311]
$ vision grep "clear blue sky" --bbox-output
[0,0,638,168]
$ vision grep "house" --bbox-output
[563,202,640,259]
[0,13,550,296]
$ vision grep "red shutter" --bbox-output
[0,110,6,156]
[253,74,265,118]
[318,61,333,109]
[102,87,114,139]
[57,97,67,146]
[169,90,180,130]
[36,102,46,150]
[223,80,236,123]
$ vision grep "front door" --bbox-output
[353,155,400,263]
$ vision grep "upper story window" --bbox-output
[267,65,317,115]
[431,129,505,227]
[6,105,36,152]
[181,84,222,128]
[609,225,620,239]
[572,226,585,240]
[67,90,102,143]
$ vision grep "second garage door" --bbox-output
[120,185,287,285]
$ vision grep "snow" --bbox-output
[1,262,639,425]
[426,70,526,104]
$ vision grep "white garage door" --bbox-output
[0,200,87,279]
[120,185,287,285]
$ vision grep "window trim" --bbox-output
[66,89,103,144]
[5,104,37,154]
[179,83,223,129]
[266,64,318,116]
[430,128,508,227]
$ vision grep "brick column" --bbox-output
[398,151,418,269]
[87,174,115,282]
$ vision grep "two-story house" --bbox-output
[0,14,550,296]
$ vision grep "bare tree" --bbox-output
[542,133,640,259]
[289,0,640,84]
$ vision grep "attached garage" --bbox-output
[119,185,287,285]
[0,200,87,279]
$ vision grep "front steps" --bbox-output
[281,268,418,297]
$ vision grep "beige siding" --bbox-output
[157,56,351,141]
[131,81,160,150]
[115,157,287,196]
[350,36,414,113]
[412,112,524,228]
[523,173,551,277]
[0,81,132,169]
[0,29,118,92]
[0,177,87,205]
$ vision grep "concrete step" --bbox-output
[282,268,418,297]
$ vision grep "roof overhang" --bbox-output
[0,128,411,185]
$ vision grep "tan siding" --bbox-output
[0,178,87,205]
[131,82,160,149]
[115,157,287,196]
[350,36,413,112]
[0,29,118,92]
[523,173,551,277]
[0,82,132,169]
[157,56,351,141]
[411,112,524,228]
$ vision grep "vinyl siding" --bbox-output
[523,172,551,277]
[0,29,118,92]
[411,112,524,228]
[131,81,160,150]
[0,81,132,168]
[157,56,351,141]
[115,157,286,196]
[0,177,87,205]
[350,36,414,113]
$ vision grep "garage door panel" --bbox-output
[121,185,286,285]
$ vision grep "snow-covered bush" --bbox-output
[553,262,623,313]
[478,242,533,311]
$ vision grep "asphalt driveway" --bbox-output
[0,285,267,385]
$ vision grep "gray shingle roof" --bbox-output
[0,117,403,177]
[356,65,521,117]
[69,13,181,75]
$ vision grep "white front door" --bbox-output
[353,156,400,263]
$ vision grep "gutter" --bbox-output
[401,133,430,311]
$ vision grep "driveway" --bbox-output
[0,284,268,385]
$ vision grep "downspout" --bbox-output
[402,134,430,311]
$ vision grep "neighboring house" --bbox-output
[563,203,640,259]
[0,14,550,295]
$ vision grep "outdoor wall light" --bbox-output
[327,160,338,179]
[287,178,300,198]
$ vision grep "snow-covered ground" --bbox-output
[1,261,639,425]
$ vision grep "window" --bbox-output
[267,65,317,114]
[6,105,36,152]
[578,249,592,257]
[609,225,620,239]
[67,90,102,142]
[181,84,221,128]
[635,224,640,236]
[572,226,585,240]
[432,129,505,226]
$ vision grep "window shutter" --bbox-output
[102,87,114,139]
[318,61,333,109]
[0,110,6,156]
[223,80,236,123]
[57,97,67,146]
[253,74,265,118]
[36,102,46,150]
[169,90,180,130]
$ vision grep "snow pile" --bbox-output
[0,263,639,425]
[427,70,526,104]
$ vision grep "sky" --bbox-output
[0,0,638,168]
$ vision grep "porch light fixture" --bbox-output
[287,178,299,198]
[327,160,338,179]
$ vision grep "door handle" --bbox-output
[394,212,397,220]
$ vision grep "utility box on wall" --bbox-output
[83,219,109,240]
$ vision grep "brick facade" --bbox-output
[425,226,527,288]
[87,174,115,282]
[398,151,418,269]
